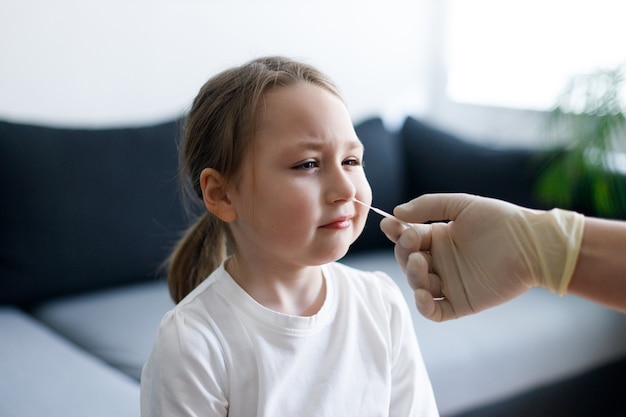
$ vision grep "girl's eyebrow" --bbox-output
[294,138,364,152]
[347,139,365,152]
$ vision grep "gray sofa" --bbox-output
[2,116,625,417]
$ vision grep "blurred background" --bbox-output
[1,0,625,147]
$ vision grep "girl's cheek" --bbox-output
[358,177,372,202]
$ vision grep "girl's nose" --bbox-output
[325,165,357,203]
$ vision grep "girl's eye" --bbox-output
[343,158,363,167]
[293,160,319,170]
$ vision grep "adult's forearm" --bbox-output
[568,217,626,312]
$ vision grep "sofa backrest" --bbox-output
[0,115,552,306]
[400,116,541,209]
[0,119,189,307]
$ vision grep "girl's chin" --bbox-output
[324,244,352,264]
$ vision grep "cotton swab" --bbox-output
[353,198,412,228]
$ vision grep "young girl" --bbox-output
[140,56,438,417]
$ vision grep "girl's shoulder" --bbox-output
[155,264,239,343]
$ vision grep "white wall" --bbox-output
[0,0,434,128]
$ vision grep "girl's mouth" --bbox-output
[320,216,353,229]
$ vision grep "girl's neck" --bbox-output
[225,256,326,317]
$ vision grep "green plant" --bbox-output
[534,64,626,218]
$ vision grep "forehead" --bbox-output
[253,82,360,148]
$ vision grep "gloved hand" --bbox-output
[380,193,585,322]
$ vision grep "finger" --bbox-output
[380,217,405,243]
[398,224,432,252]
[393,241,411,273]
[414,289,457,322]
[414,289,440,321]
[404,252,438,291]
[394,193,474,224]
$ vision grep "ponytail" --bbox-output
[167,212,227,303]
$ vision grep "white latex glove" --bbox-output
[380,193,585,322]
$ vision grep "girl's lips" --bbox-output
[320,215,353,229]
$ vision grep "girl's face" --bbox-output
[226,82,372,270]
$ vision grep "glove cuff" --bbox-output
[551,209,585,295]
[525,208,584,295]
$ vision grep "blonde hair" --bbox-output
[168,56,340,303]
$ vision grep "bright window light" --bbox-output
[445,0,626,110]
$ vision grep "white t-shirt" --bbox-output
[141,261,439,417]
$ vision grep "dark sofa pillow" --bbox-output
[0,119,188,306]
[349,117,407,253]
[400,117,540,209]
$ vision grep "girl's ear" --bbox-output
[200,168,237,222]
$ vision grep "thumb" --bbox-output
[394,193,475,223]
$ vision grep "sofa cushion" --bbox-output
[400,117,541,209]
[33,280,174,381]
[0,306,139,417]
[0,119,189,306]
[350,117,407,252]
